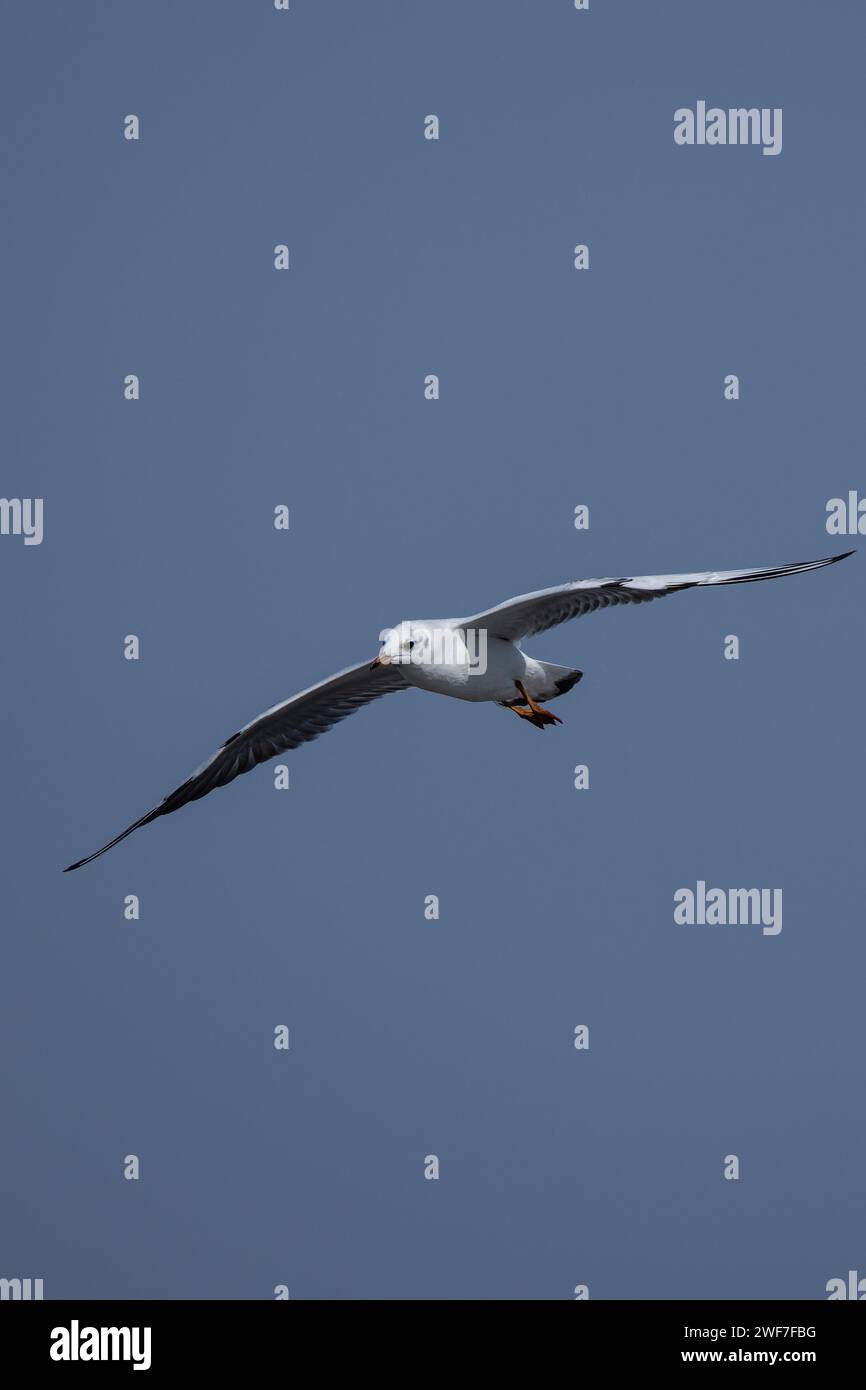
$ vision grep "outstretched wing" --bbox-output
[456,553,853,643]
[64,660,410,871]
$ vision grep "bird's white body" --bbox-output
[377,620,561,704]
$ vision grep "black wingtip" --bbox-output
[63,852,100,873]
[62,805,163,873]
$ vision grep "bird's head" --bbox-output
[370,622,429,668]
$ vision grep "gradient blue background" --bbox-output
[2,0,863,1299]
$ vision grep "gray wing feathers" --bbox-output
[64,661,409,870]
[458,553,853,642]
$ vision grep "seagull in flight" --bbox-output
[64,551,852,871]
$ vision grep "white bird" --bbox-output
[64,551,852,871]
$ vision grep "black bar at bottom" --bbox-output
[2,1298,861,1374]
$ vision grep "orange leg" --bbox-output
[510,681,562,730]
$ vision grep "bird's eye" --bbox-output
[407,640,415,650]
